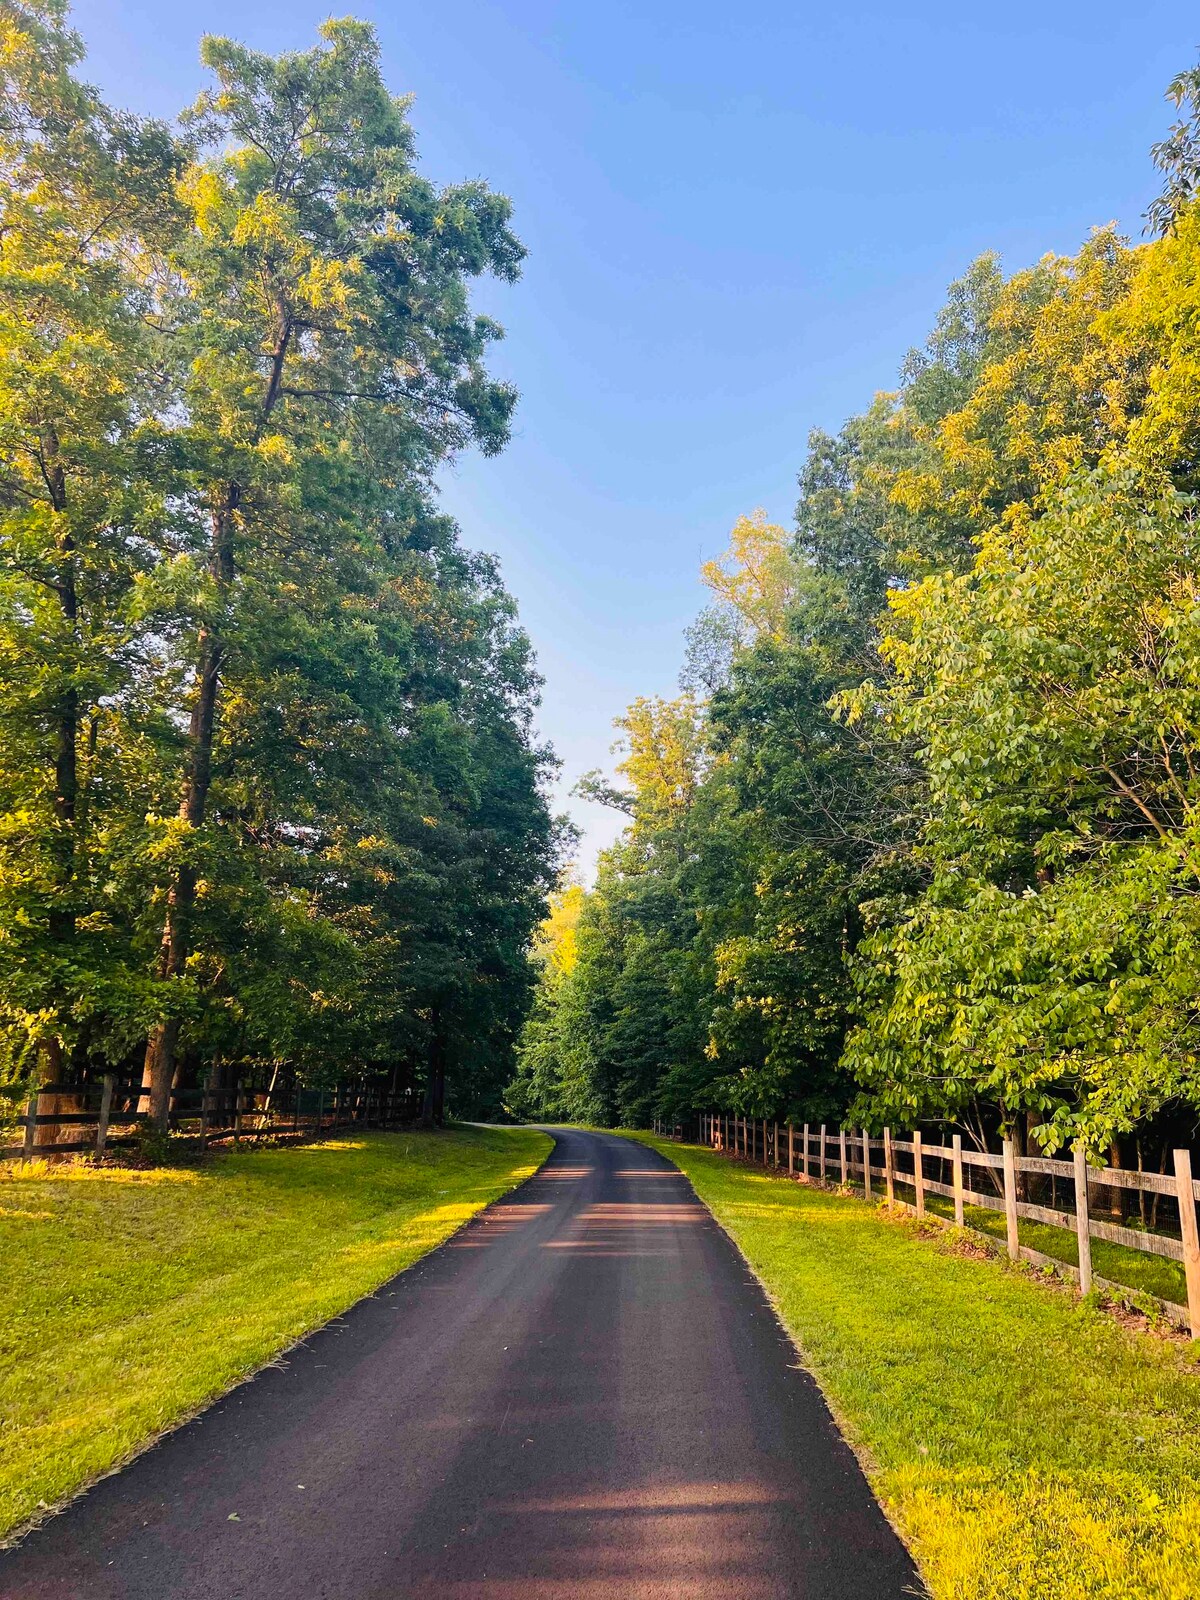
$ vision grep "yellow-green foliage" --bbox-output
[0,1127,549,1541]
[638,1136,1200,1600]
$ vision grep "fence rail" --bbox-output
[1,1076,417,1163]
[694,1113,1200,1338]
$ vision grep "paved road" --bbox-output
[1,1128,921,1599]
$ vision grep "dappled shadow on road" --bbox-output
[433,1478,796,1599]
[446,1202,555,1248]
[611,1169,687,1179]
[541,1199,709,1258]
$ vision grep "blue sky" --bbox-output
[72,0,1196,873]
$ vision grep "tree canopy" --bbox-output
[0,1,563,1127]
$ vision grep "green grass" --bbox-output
[0,1125,549,1541]
[926,1194,1188,1306]
[632,1134,1200,1600]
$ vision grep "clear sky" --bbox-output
[70,0,1196,874]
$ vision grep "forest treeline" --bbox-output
[0,2,562,1129]
[509,61,1200,1163]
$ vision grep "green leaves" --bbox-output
[0,7,556,1116]
[847,463,1200,1143]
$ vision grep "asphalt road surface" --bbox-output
[1,1128,921,1599]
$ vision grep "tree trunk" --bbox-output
[30,1038,64,1152]
[1108,1140,1124,1219]
[1018,1110,1039,1202]
[141,489,238,1127]
[421,1011,446,1128]
[42,422,77,1087]
[141,304,295,1129]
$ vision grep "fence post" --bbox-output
[1073,1142,1093,1296]
[94,1074,115,1160]
[861,1130,871,1200]
[802,1122,810,1177]
[884,1127,894,1205]
[820,1123,827,1182]
[762,1118,768,1165]
[788,1121,795,1175]
[913,1130,925,1218]
[952,1133,964,1227]
[1172,1148,1200,1338]
[1002,1137,1020,1260]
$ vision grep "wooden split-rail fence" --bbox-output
[1,1077,414,1163]
[694,1113,1200,1339]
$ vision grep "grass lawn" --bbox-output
[0,1124,549,1542]
[633,1134,1200,1600]
[932,1195,1188,1307]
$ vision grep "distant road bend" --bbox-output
[1,1128,920,1599]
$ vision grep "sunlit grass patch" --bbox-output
[1,1158,200,1186]
[632,1134,1200,1600]
[0,1124,550,1541]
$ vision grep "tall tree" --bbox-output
[140,20,525,1122]
[0,0,180,1088]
